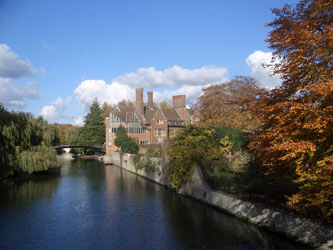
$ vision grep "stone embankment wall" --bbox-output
[110,152,169,185]
[107,153,333,249]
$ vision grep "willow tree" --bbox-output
[249,0,333,218]
[0,105,59,178]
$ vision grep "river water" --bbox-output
[0,155,309,250]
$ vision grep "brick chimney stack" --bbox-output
[173,95,186,108]
[147,91,153,108]
[136,88,144,117]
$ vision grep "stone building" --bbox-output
[105,88,200,155]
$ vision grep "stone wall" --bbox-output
[110,152,333,249]
[112,152,168,186]
[179,166,333,250]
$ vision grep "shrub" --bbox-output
[166,125,232,190]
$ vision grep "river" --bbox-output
[0,155,309,250]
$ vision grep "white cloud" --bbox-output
[40,96,72,123]
[153,85,204,105]
[0,44,37,78]
[0,78,41,109]
[74,117,84,126]
[74,65,228,111]
[246,50,282,89]
[0,44,41,109]
[113,65,228,88]
[74,80,134,111]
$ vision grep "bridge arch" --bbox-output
[52,145,105,153]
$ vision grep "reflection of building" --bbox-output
[105,88,200,155]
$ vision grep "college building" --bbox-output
[105,88,200,155]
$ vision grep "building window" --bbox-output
[140,141,150,145]
[154,128,166,137]
[157,119,164,124]
[130,115,139,123]
[111,114,122,123]
[128,127,146,134]
[195,117,199,121]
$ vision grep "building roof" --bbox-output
[161,108,186,127]
[109,104,194,127]
[161,109,181,121]
[117,105,135,113]
[144,107,157,124]
[186,108,195,115]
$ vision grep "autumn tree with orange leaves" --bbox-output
[249,0,332,218]
[197,76,263,132]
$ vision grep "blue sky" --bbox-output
[0,0,299,125]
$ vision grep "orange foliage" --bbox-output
[197,76,264,132]
[57,124,73,145]
[250,0,333,218]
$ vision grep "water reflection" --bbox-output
[104,164,309,250]
[0,158,309,250]
[0,173,60,209]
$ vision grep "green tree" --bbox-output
[166,126,232,189]
[66,126,82,146]
[114,124,138,154]
[80,98,105,145]
[0,104,59,178]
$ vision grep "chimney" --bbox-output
[173,95,186,108]
[147,91,153,108]
[136,88,144,117]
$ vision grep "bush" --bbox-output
[133,154,159,174]
[145,146,161,158]
[166,125,232,190]
[214,125,250,151]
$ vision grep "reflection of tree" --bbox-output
[67,159,105,182]
[160,190,306,250]
[0,174,60,209]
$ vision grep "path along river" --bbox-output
[0,155,309,250]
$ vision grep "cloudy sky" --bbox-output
[0,0,298,125]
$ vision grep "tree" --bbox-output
[0,105,59,178]
[101,101,115,118]
[159,101,172,109]
[80,98,105,145]
[166,125,232,189]
[57,124,72,145]
[117,99,134,107]
[197,76,263,132]
[114,124,138,154]
[66,126,82,146]
[249,0,333,218]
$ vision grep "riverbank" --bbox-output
[107,152,333,250]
